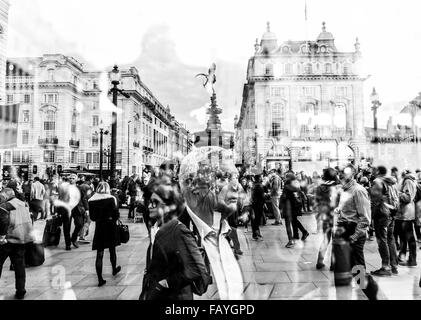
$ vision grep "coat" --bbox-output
[72,182,92,217]
[3,198,34,244]
[88,193,120,251]
[141,219,206,300]
[395,175,417,221]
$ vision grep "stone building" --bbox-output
[0,0,9,102]
[235,22,368,173]
[1,54,191,180]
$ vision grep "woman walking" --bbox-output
[88,182,121,287]
[140,179,208,300]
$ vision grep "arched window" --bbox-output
[43,110,56,139]
[334,103,347,130]
[271,103,286,137]
[304,63,312,74]
[265,64,273,76]
[325,63,332,74]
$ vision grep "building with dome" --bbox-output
[235,22,368,173]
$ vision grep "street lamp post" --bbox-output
[370,87,381,142]
[127,120,131,177]
[97,128,109,181]
[109,65,130,188]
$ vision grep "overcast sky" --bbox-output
[7,0,421,131]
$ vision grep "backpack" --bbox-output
[414,183,421,203]
[385,183,400,215]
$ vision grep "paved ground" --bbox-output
[1,209,421,300]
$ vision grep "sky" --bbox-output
[7,0,421,131]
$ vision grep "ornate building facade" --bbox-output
[1,54,191,180]
[235,22,367,173]
[0,0,8,102]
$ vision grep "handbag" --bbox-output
[116,220,130,244]
[25,242,45,267]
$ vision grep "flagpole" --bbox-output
[305,0,309,43]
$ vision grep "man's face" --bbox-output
[229,175,238,187]
[340,167,354,184]
[68,175,77,185]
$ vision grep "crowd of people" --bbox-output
[0,162,421,300]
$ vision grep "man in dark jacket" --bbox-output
[140,181,208,300]
[370,166,399,276]
[251,175,265,240]
[127,174,139,219]
[281,175,309,248]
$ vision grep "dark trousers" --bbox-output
[413,220,421,240]
[397,220,417,263]
[29,199,44,221]
[251,206,263,237]
[0,243,26,294]
[337,221,366,270]
[285,212,307,241]
[58,207,84,247]
[128,195,136,218]
[374,216,398,269]
[317,218,333,265]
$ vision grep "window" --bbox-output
[92,115,99,126]
[22,151,29,162]
[336,87,347,97]
[116,152,122,164]
[4,151,11,163]
[93,153,99,164]
[271,103,286,137]
[43,110,56,138]
[44,94,58,104]
[71,112,77,134]
[92,102,98,110]
[44,150,55,163]
[22,130,29,145]
[13,151,20,163]
[343,63,351,74]
[325,63,332,74]
[48,69,54,81]
[70,151,77,163]
[7,94,13,104]
[93,81,98,90]
[271,87,284,97]
[265,64,273,76]
[86,153,92,164]
[92,133,99,147]
[24,94,31,104]
[23,110,29,123]
[304,63,313,74]
[303,87,315,96]
[285,63,292,74]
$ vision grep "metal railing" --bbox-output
[69,139,80,148]
[38,137,58,145]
